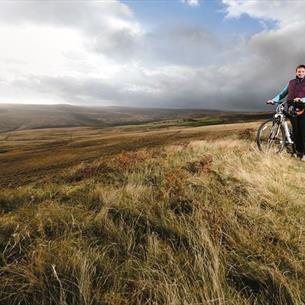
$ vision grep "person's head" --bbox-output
[296,65,305,78]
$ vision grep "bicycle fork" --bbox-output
[282,121,293,144]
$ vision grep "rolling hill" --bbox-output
[0,103,270,132]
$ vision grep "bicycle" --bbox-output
[256,100,295,154]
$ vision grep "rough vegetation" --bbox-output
[0,129,304,305]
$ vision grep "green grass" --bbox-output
[0,135,304,305]
[113,116,224,131]
[180,117,224,126]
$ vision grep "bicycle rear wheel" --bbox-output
[256,118,285,153]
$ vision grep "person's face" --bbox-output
[296,68,305,78]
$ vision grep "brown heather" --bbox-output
[0,134,305,305]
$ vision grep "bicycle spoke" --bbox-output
[257,119,285,153]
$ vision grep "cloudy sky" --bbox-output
[0,0,304,111]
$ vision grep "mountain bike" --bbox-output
[256,100,295,154]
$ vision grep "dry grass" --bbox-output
[0,123,304,305]
[0,122,259,188]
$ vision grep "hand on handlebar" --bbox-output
[266,100,275,105]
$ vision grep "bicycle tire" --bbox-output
[256,118,285,153]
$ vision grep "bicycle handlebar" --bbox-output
[268,100,303,106]
[272,100,304,117]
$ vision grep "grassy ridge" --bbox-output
[0,134,305,304]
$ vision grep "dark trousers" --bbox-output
[290,114,305,154]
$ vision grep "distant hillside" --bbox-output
[0,103,271,132]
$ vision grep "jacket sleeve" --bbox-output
[272,83,289,102]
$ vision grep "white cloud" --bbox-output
[0,1,143,104]
[0,1,143,60]
[0,1,134,29]
[181,0,200,7]
[223,0,305,27]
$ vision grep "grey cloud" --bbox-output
[91,29,140,60]
[12,65,268,111]
[0,1,132,29]
[143,24,227,66]
[2,1,305,111]
[116,23,249,66]
[6,18,303,111]
[15,75,147,106]
[248,24,305,75]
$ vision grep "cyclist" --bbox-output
[267,64,305,161]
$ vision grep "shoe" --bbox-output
[301,155,305,162]
[296,151,303,158]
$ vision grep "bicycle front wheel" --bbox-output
[256,119,285,153]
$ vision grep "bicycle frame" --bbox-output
[257,100,295,153]
[274,101,293,145]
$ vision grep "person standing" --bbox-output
[267,65,305,161]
